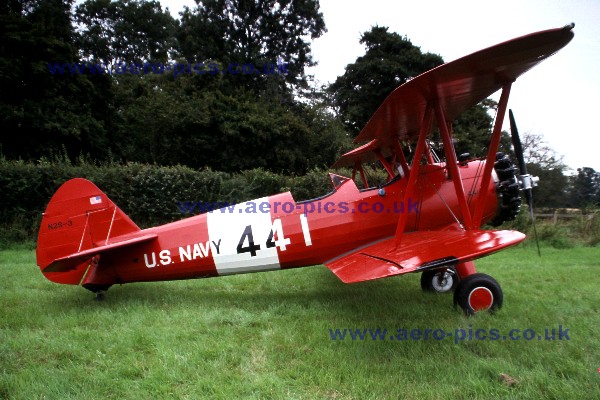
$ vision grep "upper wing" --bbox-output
[325,228,525,283]
[333,24,574,168]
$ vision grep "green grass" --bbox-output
[1,246,600,399]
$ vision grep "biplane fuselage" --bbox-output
[36,25,574,313]
[38,161,498,289]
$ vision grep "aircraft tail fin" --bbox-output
[36,178,141,285]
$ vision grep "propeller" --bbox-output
[509,109,541,256]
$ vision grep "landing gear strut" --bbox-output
[432,261,504,315]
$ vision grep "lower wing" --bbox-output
[325,228,525,283]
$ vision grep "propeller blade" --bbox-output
[509,109,541,256]
[509,110,527,176]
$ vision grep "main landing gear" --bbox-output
[453,273,503,316]
[421,262,503,315]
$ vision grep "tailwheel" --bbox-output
[83,283,112,301]
[421,267,459,293]
[453,273,503,315]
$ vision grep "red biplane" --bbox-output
[36,25,574,314]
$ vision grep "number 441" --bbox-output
[236,215,312,257]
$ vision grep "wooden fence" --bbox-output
[534,209,596,225]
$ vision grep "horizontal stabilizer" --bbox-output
[42,234,157,273]
[325,229,525,283]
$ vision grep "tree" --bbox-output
[527,163,569,208]
[449,99,513,158]
[328,26,444,134]
[0,0,109,160]
[179,88,350,173]
[74,0,177,66]
[521,131,565,171]
[107,69,350,173]
[0,0,347,174]
[568,167,600,208]
[516,131,569,208]
[177,0,326,93]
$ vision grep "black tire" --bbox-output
[453,273,503,316]
[421,267,459,293]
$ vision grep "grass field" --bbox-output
[1,245,599,399]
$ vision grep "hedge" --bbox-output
[0,157,346,246]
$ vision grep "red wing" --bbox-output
[325,228,525,283]
[332,25,574,168]
[332,139,386,168]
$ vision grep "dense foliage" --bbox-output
[0,0,347,173]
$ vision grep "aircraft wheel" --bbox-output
[421,267,458,293]
[454,273,503,315]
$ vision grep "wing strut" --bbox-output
[435,101,474,230]
[394,104,433,245]
[374,149,395,179]
[472,83,512,226]
[357,163,369,188]
[393,140,410,177]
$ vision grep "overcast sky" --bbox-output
[162,0,600,173]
